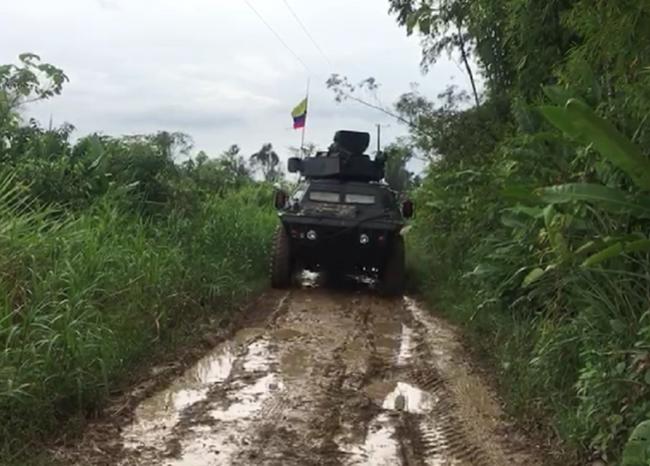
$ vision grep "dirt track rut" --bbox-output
[62,282,542,465]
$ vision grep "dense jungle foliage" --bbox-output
[383,0,650,463]
[0,54,277,460]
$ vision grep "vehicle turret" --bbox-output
[287,130,385,182]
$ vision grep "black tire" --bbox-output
[381,235,405,296]
[271,226,292,288]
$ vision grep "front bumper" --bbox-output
[280,214,402,270]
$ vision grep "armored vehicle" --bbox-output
[270,130,413,295]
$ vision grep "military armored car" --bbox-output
[270,130,413,295]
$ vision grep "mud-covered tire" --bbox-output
[381,235,405,296]
[271,226,292,288]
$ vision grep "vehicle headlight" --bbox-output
[359,233,370,244]
[306,230,318,241]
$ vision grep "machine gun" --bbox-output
[288,130,385,182]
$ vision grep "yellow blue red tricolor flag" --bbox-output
[291,98,308,129]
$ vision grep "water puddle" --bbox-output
[338,413,401,466]
[342,381,438,465]
[241,338,274,372]
[272,327,304,341]
[163,426,223,466]
[366,380,436,414]
[396,324,414,367]
[165,338,280,465]
[372,316,402,358]
[209,373,282,422]
[121,334,278,462]
[121,344,237,452]
[382,382,436,414]
[281,347,310,379]
[360,413,401,465]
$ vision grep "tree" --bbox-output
[388,0,480,107]
[383,143,415,192]
[326,75,440,147]
[218,145,251,187]
[250,143,282,182]
[195,150,209,166]
[326,74,414,126]
[0,53,68,113]
[151,131,193,161]
[1,54,68,153]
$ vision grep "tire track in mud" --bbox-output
[397,308,489,466]
[65,282,543,466]
[400,298,540,465]
[333,294,484,466]
[234,291,373,465]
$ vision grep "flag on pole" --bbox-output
[291,98,308,129]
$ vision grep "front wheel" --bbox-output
[270,226,292,288]
[381,235,405,296]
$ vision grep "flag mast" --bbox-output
[300,77,311,156]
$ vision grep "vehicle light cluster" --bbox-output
[289,227,318,240]
[360,233,386,245]
[289,227,386,245]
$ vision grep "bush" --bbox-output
[0,179,275,455]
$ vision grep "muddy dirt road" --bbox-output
[59,281,543,466]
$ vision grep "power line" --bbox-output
[280,0,333,69]
[337,92,438,146]
[242,0,311,74]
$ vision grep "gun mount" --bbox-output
[288,130,385,182]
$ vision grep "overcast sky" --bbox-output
[1,0,468,162]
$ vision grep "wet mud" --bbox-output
[58,278,544,465]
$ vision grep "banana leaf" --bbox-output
[522,267,546,287]
[583,238,650,267]
[622,420,650,466]
[537,183,650,218]
[574,233,647,257]
[540,99,650,190]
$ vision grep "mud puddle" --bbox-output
[61,283,544,466]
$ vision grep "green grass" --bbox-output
[407,217,650,464]
[0,181,276,461]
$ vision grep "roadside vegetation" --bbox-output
[367,0,650,463]
[0,54,277,460]
[5,0,650,462]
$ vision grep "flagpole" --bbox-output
[300,77,310,156]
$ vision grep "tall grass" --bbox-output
[407,177,650,462]
[0,179,275,456]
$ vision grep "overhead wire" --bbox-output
[280,0,334,69]
[273,0,419,134]
[242,0,419,137]
[241,0,312,74]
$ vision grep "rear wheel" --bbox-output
[270,226,292,288]
[381,235,405,296]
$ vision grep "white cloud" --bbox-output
[0,0,471,161]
